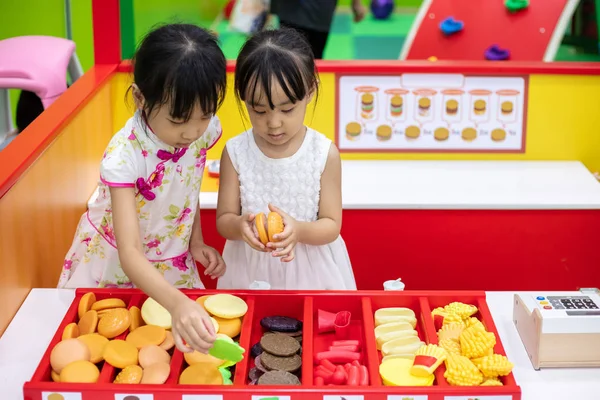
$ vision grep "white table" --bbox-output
[88,160,600,210]
[1,290,599,400]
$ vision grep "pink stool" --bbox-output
[0,35,83,147]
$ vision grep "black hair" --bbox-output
[131,23,227,121]
[234,27,319,110]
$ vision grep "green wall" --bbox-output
[0,0,94,122]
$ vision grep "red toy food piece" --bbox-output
[347,365,360,386]
[332,365,347,385]
[320,359,336,372]
[334,311,352,339]
[315,350,362,364]
[330,345,359,352]
[315,376,325,386]
[314,366,334,383]
[359,365,369,386]
[317,309,337,333]
[332,340,360,347]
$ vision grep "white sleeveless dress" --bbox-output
[217,128,357,290]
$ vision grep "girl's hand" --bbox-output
[239,213,267,252]
[267,204,298,262]
[170,297,216,354]
[190,242,226,279]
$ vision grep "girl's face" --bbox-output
[133,86,212,149]
[246,80,314,147]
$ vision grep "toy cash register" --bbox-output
[513,290,600,369]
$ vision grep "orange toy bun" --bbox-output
[267,212,284,243]
[255,211,284,245]
[255,213,269,245]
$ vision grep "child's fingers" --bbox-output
[244,230,266,251]
[272,227,292,241]
[281,249,295,262]
[272,243,294,258]
[203,250,219,276]
[210,259,226,279]
[268,236,292,249]
[172,329,192,353]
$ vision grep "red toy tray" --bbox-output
[24,289,521,400]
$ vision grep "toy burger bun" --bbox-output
[255,211,284,245]
[141,297,172,329]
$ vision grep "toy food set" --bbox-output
[24,289,520,400]
[513,289,600,369]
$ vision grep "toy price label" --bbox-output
[444,396,514,400]
[323,396,364,400]
[43,393,83,400]
[183,396,224,400]
[388,395,428,400]
[253,396,291,400]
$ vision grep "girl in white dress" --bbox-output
[57,24,226,354]
[216,28,356,290]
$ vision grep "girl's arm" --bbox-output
[111,187,218,354]
[110,187,190,310]
[216,147,244,240]
[295,144,343,245]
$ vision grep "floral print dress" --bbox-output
[57,111,221,289]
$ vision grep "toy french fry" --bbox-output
[444,353,483,386]
[471,354,514,378]
[410,344,447,377]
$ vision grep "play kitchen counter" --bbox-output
[1,289,599,400]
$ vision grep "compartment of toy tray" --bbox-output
[24,289,254,394]
[427,292,519,390]
[311,294,378,387]
[242,293,309,386]
[369,293,437,386]
[26,289,139,386]
[180,292,254,386]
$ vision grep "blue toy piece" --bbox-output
[371,0,394,20]
[439,17,464,35]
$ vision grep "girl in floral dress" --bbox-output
[216,28,356,290]
[57,24,226,354]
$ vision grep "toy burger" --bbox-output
[255,212,284,245]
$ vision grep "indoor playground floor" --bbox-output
[213,7,600,62]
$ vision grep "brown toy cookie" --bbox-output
[260,352,302,373]
[258,370,301,385]
[270,330,302,337]
[260,333,300,357]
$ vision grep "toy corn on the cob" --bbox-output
[444,353,483,386]
[459,319,496,359]
[410,344,447,377]
[481,377,504,386]
[471,354,514,377]
[439,338,461,355]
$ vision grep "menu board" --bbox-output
[337,74,527,152]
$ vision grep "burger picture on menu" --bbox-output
[390,95,403,117]
[361,93,375,119]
